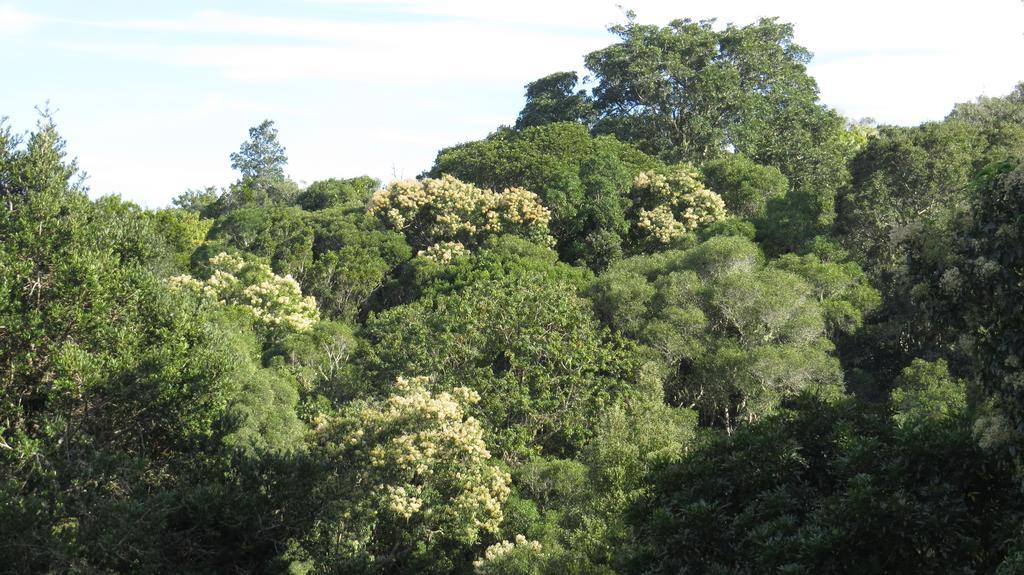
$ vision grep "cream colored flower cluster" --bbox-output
[637,205,687,244]
[168,252,319,332]
[633,166,728,244]
[634,165,703,204]
[418,241,469,264]
[369,175,553,254]
[473,535,545,574]
[345,376,510,542]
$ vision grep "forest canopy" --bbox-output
[2,12,1024,575]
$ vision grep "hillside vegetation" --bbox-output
[3,14,1024,574]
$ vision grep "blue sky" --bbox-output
[2,1,1022,207]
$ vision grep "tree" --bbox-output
[302,377,511,574]
[305,208,411,321]
[206,205,314,277]
[837,122,980,280]
[146,207,213,271]
[630,394,1022,574]
[369,174,553,254]
[430,122,660,268]
[0,117,306,572]
[628,165,728,250]
[585,16,829,167]
[769,250,880,337]
[963,159,1024,459]
[172,186,220,214]
[946,82,1024,167]
[588,236,844,431]
[294,176,379,211]
[515,72,594,130]
[219,120,298,209]
[701,152,788,221]
[834,121,984,390]
[170,251,320,334]
[231,119,288,183]
[361,252,643,460]
[890,358,966,428]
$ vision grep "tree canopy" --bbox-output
[4,13,1024,574]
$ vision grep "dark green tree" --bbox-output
[360,246,644,460]
[294,176,379,211]
[0,117,308,571]
[515,71,595,130]
[630,394,1021,574]
[231,119,287,183]
[963,159,1024,459]
[701,152,788,221]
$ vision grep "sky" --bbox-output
[1,1,1022,208]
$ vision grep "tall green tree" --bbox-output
[963,159,1024,459]
[588,236,854,431]
[515,15,854,251]
[218,119,299,210]
[430,122,660,267]
[515,72,595,130]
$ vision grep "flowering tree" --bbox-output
[473,535,547,575]
[631,166,727,247]
[169,252,319,332]
[307,376,511,573]
[369,174,553,256]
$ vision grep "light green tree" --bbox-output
[170,251,319,333]
[305,377,510,574]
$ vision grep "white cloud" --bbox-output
[14,1,1024,206]
[66,18,604,86]
[0,5,39,33]
[65,2,1024,122]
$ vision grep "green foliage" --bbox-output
[211,309,307,456]
[589,236,843,431]
[207,205,314,276]
[361,264,644,460]
[146,207,213,270]
[265,320,358,414]
[203,205,411,322]
[515,72,594,130]
[295,176,379,211]
[702,152,788,220]
[631,395,1022,574]
[837,121,981,279]
[0,117,306,572]
[5,24,1024,575]
[963,159,1024,458]
[431,122,660,267]
[231,119,288,183]
[172,186,221,214]
[217,119,300,211]
[490,394,698,573]
[306,208,412,321]
[397,235,591,304]
[303,377,510,574]
[890,358,966,428]
[769,251,880,336]
[583,14,852,238]
[946,82,1024,167]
